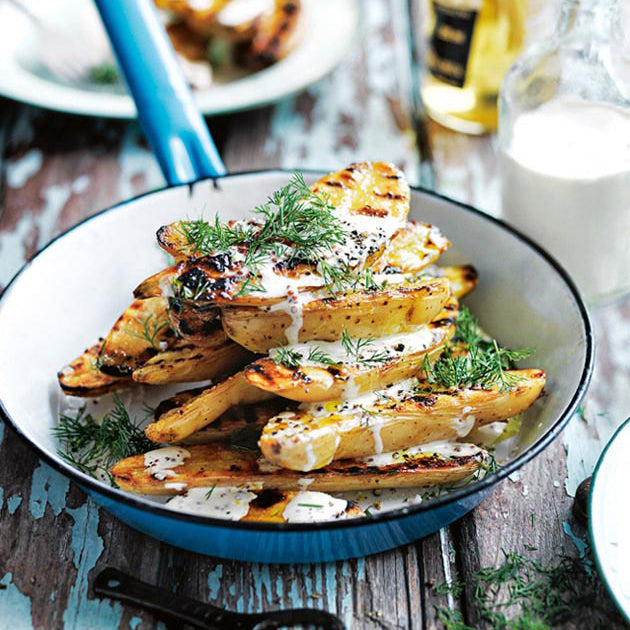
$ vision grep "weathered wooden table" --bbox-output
[1,2,629,628]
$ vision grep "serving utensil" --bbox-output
[94,567,344,629]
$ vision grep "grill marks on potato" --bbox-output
[110,441,484,495]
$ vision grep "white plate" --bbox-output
[0,0,358,118]
[590,417,630,624]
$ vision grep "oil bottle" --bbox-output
[421,0,528,134]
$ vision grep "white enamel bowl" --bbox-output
[0,171,593,562]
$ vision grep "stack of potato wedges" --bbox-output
[58,162,546,523]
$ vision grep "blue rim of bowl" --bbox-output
[0,168,595,533]
[588,415,630,624]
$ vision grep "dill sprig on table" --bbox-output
[53,395,155,486]
[435,548,615,630]
[422,307,533,392]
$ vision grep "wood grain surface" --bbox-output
[0,2,628,628]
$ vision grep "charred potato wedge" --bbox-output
[132,335,254,385]
[167,299,220,342]
[145,371,275,443]
[98,298,176,377]
[439,265,478,298]
[57,342,131,397]
[244,301,457,402]
[176,399,296,444]
[111,442,485,494]
[375,221,451,274]
[221,277,451,352]
[136,162,410,304]
[259,369,546,471]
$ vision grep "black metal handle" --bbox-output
[93,567,345,630]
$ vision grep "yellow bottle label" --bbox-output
[428,1,478,88]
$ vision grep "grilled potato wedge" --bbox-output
[111,442,485,494]
[176,399,295,444]
[98,298,176,377]
[167,299,220,342]
[137,162,410,304]
[165,487,362,522]
[374,221,451,274]
[440,265,478,298]
[57,342,131,397]
[145,371,275,443]
[259,368,546,471]
[132,334,254,385]
[243,301,457,402]
[221,276,451,352]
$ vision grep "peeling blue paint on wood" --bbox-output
[129,615,142,629]
[207,565,223,600]
[28,463,70,519]
[62,499,123,629]
[0,573,32,630]
[7,495,21,514]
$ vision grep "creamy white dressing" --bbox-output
[269,327,436,369]
[166,487,256,520]
[362,441,482,467]
[144,447,190,481]
[282,491,350,523]
[372,424,384,454]
[301,377,419,417]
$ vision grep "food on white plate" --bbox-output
[54,161,546,523]
[151,0,303,89]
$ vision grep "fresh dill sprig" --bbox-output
[422,306,533,392]
[178,173,346,275]
[317,260,355,296]
[171,276,212,302]
[89,62,119,85]
[272,344,335,369]
[273,346,303,369]
[341,331,390,366]
[305,346,335,365]
[435,548,618,630]
[205,485,217,499]
[53,395,155,486]
[122,313,171,349]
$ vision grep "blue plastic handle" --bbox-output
[93,0,226,185]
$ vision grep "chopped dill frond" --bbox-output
[422,306,533,392]
[53,395,155,486]
[121,312,171,349]
[341,331,390,366]
[272,346,303,370]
